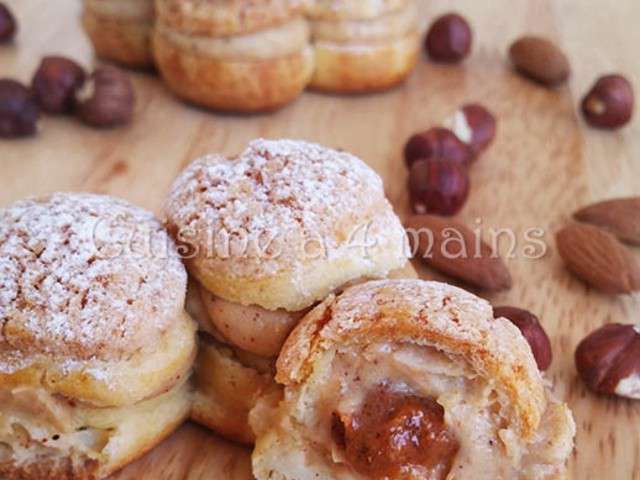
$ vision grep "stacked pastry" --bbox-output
[0,193,196,479]
[306,0,420,92]
[81,0,155,68]
[164,138,411,444]
[153,0,314,112]
[252,279,576,480]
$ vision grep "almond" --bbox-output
[556,223,640,294]
[509,36,570,86]
[574,197,640,246]
[405,215,512,291]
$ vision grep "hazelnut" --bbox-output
[76,66,135,127]
[32,56,86,114]
[0,3,16,43]
[509,36,570,86]
[575,323,640,399]
[494,306,552,371]
[0,79,40,138]
[409,159,470,216]
[425,13,472,63]
[447,104,497,157]
[404,127,473,168]
[581,74,634,129]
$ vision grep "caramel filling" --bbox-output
[332,385,459,479]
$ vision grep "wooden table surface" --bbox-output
[2,1,639,479]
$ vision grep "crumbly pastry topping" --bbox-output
[165,139,406,280]
[0,193,187,371]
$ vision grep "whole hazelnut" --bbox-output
[0,3,16,43]
[404,127,473,168]
[409,159,470,216]
[425,13,472,63]
[509,36,570,86]
[32,56,86,114]
[575,323,640,399]
[447,104,497,157]
[494,306,552,371]
[581,74,634,129]
[76,66,135,127]
[0,79,40,138]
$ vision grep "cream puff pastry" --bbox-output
[165,138,410,443]
[82,0,155,68]
[153,0,314,112]
[252,279,576,480]
[306,0,420,93]
[0,193,197,480]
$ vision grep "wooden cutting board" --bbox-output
[2,0,640,478]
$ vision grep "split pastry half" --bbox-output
[82,0,156,68]
[165,138,410,444]
[252,279,576,480]
[306,0,420,93]
[153,0,314,112]
[0,193,197,480]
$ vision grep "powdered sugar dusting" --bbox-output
[165,139,406,281]
[0,193,187,372]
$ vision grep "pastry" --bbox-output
[0,193,197,480]
[153,0,314,112]
[165,138,411,443]
[82,0,155,68]
[306,0,420,93]
[252,279,576,479]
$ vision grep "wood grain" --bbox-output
[1,0,639,478]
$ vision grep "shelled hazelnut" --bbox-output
[409,159,470,216]
[76,66,135,127]
[425,13,472,63]
[404,127,473,167]
[494,306,552,371]
[581,74,634,129]
[32,56,86,114]
[0,3,16,43]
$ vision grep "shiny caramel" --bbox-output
[333,386,459,479]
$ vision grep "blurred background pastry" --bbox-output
[165,138,411,444]
[306,0,420,93]
[0,193,196,479]
[82,0,155,68]
[252,279,575,480]
[153,0,314,112]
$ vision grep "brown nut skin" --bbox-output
[425,13,472,63]
[76,66,135,127]
[0,3,16,43]
[32,56,86,114]
[404,127,473,168]
[452,104,497,157]
[409,159,470,216]
[575,323,640,399]
[0,79,40,138]
[509,36,570,86]
[493,306,552,371]
[581,74,634,129]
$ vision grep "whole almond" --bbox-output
[509,36,570,86]
[574,197,640,246]
[405,215,512,291]
[556,223,640,294]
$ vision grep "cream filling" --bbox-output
[310,1,417,43]
[274,343,571,479]
[84,0,154,22]
[306,0,410,21]
[0,379,190,475]
[156,18,311,62]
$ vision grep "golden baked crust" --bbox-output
[306,0,410,21]
[154,28,313,112]
[155,0,304,37]
[0,193,195,407]
[252,280,575,479]
[165,139,410,311]
[0,379,191,480]
[82,3,155,68]
[310,30,419,93]
[191,337,278,445]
